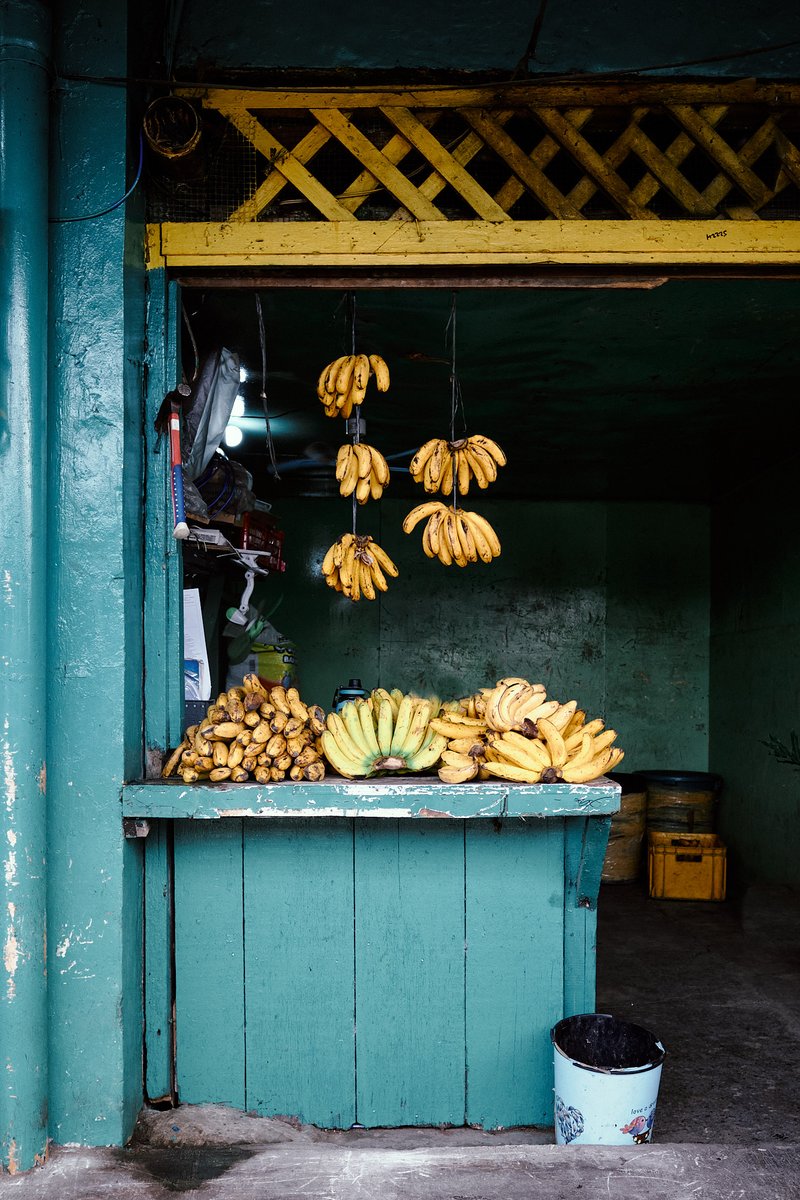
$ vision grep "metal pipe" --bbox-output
[0,0,51,1174]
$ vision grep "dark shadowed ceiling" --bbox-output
[180,278,800,504]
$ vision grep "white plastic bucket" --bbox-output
[551,1013,665,1145]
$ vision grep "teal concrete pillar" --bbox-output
[46,0,144,1150]
[0,0,51,1174]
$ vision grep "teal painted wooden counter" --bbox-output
[123,776,619,819]
[130,779,618,1130]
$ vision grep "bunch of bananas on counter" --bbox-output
[162,677,328,785]
[321,690,446,779]
[430,678,623,785]
[336,442,391,502]
[321,532,399,601]
[402,500,501,566]
[316,353,390,419]
[410,435,507,496]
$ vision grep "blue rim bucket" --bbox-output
[551,1014,666,1145]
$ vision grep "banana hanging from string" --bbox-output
[402,501,501,567]
[336,442,391,502]
[316,353,390,419]
[321,532,399,601]
[409,435,507,496]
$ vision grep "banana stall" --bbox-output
[122,279,632,1127]
[5,0,800,1169]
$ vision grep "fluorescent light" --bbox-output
[224,425,243,448]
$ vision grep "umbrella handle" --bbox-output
[169,401,189,540]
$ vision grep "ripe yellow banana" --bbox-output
[368,354,390,391]
[409,439,445,481]
[538,717,568,768]
[438,760,479,783]
[469,434,507,466]
[482,760,540,783]
[403,500,446,533]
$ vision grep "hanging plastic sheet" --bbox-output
[184,347,241,480]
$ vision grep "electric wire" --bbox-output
[49,130,144,223]
[181,302,201,382]
[53,36,800,90]
[255,293,281,481]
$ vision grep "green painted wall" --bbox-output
[710,470,800,887]
[252,498,709,773]
[161,0,800,77]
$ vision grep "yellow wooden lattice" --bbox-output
[145,81,800,267]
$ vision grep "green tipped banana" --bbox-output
[406,733,447,771]
[357,698,381,758]
[390,694,415,754]
[377,699,395,756]
[320,730,362,779]
[342,701,372,758]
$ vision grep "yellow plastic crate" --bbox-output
[648,832,727,901]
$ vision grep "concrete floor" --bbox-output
[2,882,799,1198]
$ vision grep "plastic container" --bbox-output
[648,832,727,901]
[552,1014,666,1145]
[602,772,647,883]
[639,770,723,834]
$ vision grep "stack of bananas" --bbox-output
[430,678,623,785]
[429,705,491,782]
[410,435,507,495]
[316,353,390,418]
[162,678,328,784]
[336,442,391,503]
[321,690,446,779]
[403,500,501,566]
[321,532,399,601]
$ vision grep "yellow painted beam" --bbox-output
[183,81,800,111]
[149,220,800,268]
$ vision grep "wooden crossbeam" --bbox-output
[309,108,445,220]
[623,124,718,216]
[414,112,512,207]
[774,127,800,191]
[629,105,728,208]
[337,110,441,214]
[460,107,581,219]
[566,110,646,212]
[226,121,333,221]
[214,105,356,221]
[492,108,594,213]
[188,81,800,111]
[533,107,657,219]
[668,105,773,208]
[703,118,779,213]
[380,106,509,221]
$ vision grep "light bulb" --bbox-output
[224,425,243,448]
[231,395,245,417]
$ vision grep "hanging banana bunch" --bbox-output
[316,353,390,418]
[402,500,501,567]
[409,435,507,496]
[321,532,399,601]
[336,442,390,503]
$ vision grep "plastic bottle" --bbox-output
[332,678,369,712]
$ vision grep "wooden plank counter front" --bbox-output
[124,779,619,1129]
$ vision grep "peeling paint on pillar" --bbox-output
[0,0,51,1172]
